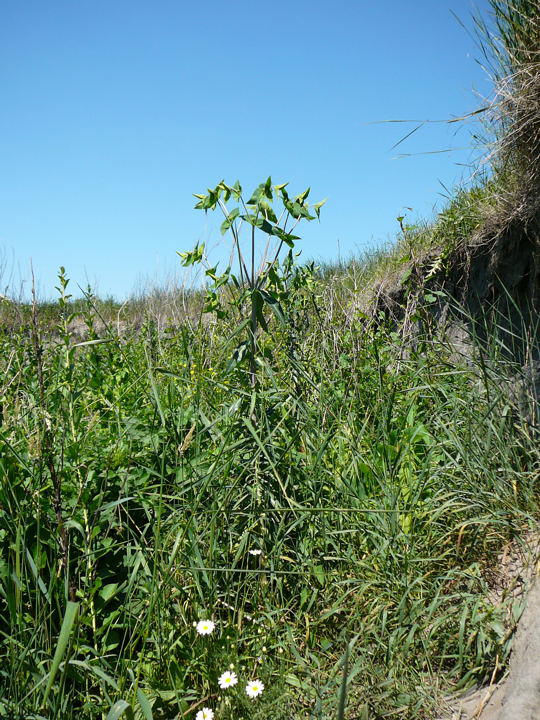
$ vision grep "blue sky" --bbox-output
[0,0,493,299]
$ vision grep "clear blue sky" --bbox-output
[0,0,493,300]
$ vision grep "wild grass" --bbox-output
[0,265,538,720]
[473,0,540,198]
[1,2,539,718]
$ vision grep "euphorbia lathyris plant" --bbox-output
[178,178,325,386]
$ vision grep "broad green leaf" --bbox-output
[313,565,325,585]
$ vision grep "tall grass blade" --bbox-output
[337,640,350,720]
[41,601,79,707]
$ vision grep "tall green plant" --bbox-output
[178,178,326,386]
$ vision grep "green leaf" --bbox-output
[42,601,79,707]
[240,214,276,236]
[25,548,50,603]
[231,180,242,199]
[401,268,412,284]
[295,187,310,202]
[283,198,315,220]
[220,207,239,235]
[205,265,219,281]
[247,183,265,205]
[99,583,119,603]
[217,180,231,201]
[193,185,221,211]
[98,497,135,514]
[259,201,277,223]
[241,213,258,227]
[177,243,204,266]
[252,289,268,333]
[313,198,327,218]
[256,217,276,235]
[227,340,250,371]
[273,226,300,248]
[136,689,153,720]
[285,673,309,689]
[260,289,286,325]
[68,660,119,690]
[264,176,273,199]
[71,338,115,348]
[337,642,350,720]
[106,700,133,720]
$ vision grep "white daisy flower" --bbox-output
[245,679,264,698]
[195,619,215,635]
[218,670,238,689]
[195,708,214,720]
[195,707,214,720]
[249,549,263,556]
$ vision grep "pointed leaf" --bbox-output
[264,176,273,199]
[106,700,133,720]
[42,602,79,706]
[220,207,239,235]
[136,689,153,720]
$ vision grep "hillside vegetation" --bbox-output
[1,2,539,719]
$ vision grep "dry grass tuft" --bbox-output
[476,1,540,199]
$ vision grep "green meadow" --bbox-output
[1,1,539,718]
